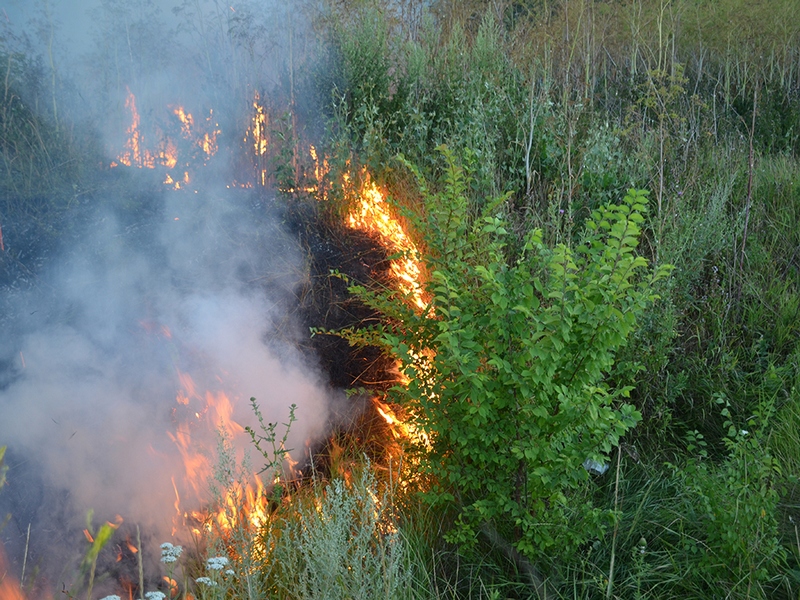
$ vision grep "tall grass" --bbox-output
[309,0,800,596]
[1,0,799,597]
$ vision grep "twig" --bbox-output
[21,523,30,587]
[137,525,144,600]
[606,444,623,599]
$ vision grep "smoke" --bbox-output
[0,182,339,588]
[0,0,338,591]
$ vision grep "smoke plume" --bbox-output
[0,1,334,592]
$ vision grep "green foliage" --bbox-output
[245,398,297,479]
[205,440,417,600]
[338,147,671,562]
[664,394,785,596]
[76,511,120,600]
[318,7,527,201]
[275,467,410,600]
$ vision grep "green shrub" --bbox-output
[336,147,671,564]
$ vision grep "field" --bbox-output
[1,1,799,598]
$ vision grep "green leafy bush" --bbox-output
[339,147,671,563]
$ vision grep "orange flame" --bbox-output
[112,90,219,189]
[344,168,435,479]
[251,94,268,157]
[247,93,269,186]
[117,88,153,168]
[174,107,194,137]
[346,173,427,311]
[0,543,24,600]
[165,367,290,536]
[173,106,219,159]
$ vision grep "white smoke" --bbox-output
[0,186,335,590]
[0,1,331,592]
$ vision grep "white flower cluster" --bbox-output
[145,592,166,600]
[206,556,229,571]
[99,595,121,600]
[160,542,183,564]
[195,577,217,586]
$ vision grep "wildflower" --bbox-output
[225,569,235,576]
[100,596,121,600]
[195,577,217,586]
[145,592,166,600]
[206,556,229,570]
[160,542,183,563]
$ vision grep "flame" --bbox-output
[173,107,220,159]
[346,172,427,311]
[309,145,330,198]
[212,477,270,532]
[160,140,178,169]
[112,90,219,190]
[250,94,268,157]
[174,107,194,137]
[342,168,436,486]
[0,543,24,600]
[164,367,290,536]
[247,93,269,186]
[163,577,178,598]
[116,88,153,168]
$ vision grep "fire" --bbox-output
[341,167,436,482]
[0,543,24,600]
[309,145,330,199]
[116,88,154,168]
[163,367,290,536]
[345,172,427,311]
[173,106,220,160]
[174,107,194,137]
[167,371,246,498]
[250,94,269,157]
[247,93,269,186]
[112,89,220,189]
[160,140,179,169]
[211,477,270,532]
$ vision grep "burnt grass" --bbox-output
[283,196,399,392]
[281,195,405,473]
